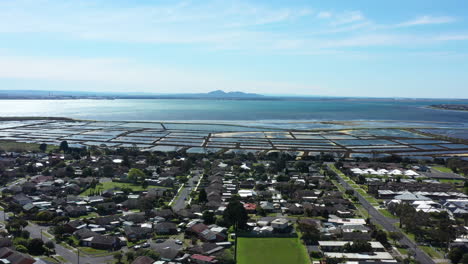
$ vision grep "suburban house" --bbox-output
[154,222,177,235]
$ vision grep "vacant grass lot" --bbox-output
[79,181,156,196]
[0,140,59,152]
[237,237,310,264]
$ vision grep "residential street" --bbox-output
[26,222,115,264]
[331,166,437,264]
[22,173,199,264]
[172,174,199,211]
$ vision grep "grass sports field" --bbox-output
[237,237,310,264]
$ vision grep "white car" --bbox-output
[175,240,183,245]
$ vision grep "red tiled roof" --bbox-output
[243,203,257,210]
[191,254,216,262]
[190,223,209,234]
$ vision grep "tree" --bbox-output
[389,232,403,245]
[217,249,235,264]
[27,238,45,255]
[298,221,320,245]
[45,241,55,255]
[114,252,123,264]
[343,240,372,253]
[141,180,149,189]
[125,252,135,263]
[20,230,30,239]
[256,207,266,217]
[102,165,114,178]
[223,200,248,229]
[449,246,468,264]
[294,161,309,173]
[39,143,47,152]
[202,211,215,225]
[45,241,55,250]
[374,230,389,246]
[82,167,94,177]
[461,254,468,264]
[122,154,131,168]
[135,249,159,260]
[198,189,207,203]
[13,237,28,248]
[59,141,69,152]
[51,225,67,241]
[128,168,146,183]
[325,257,346,264]
[36,211,54,222]
[139,197,156,213]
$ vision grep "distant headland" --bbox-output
[429,104,468,111]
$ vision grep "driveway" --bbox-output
[150,238,184,252]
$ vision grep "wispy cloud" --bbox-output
[0,0,464,53]
[317,11,332,19]
[0,54,324,94]
[435,34,468,41]
[396,15,456,27]
[330,11,366,26]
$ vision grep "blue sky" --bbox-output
[1,0,468,98]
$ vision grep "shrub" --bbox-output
[16,245,28,253]
[310,251,323,258]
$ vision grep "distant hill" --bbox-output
[0,89,265,100]
[199,90,263,98]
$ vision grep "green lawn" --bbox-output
[80,181,160,196]
[432,166,453,173]
[237,237,310,264]
[397,246,409,255]
[0,140,59,152]
[379,209,398,219]
[41,257,60,263]
[328,164,381,205]
[439,179,464,184]
[78,247,114,257]
[420,245,444,259]
[54,256,67,263]
[70,212,98,220]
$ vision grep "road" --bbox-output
[329,165,436,264]
[172,174,199,211]
[0,177,26,192]
[26,222,115,264]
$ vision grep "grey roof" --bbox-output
[394,192,431,201]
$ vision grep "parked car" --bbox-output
[155,239,165,243]
[175,239,183,245]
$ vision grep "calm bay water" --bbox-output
[0,99,468,124]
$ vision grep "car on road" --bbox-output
[175,239,183,245]
[133,245,141,249]
[155,239,165,243]
[142,242,150,248]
